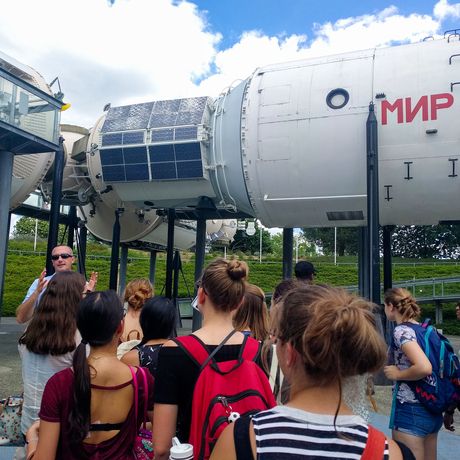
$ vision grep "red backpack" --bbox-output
[173,331,276,460]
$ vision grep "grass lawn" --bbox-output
[3,239,460,334]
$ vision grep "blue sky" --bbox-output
[1,0,460,126]
[195,0,457,48]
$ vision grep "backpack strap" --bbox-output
[361,425,386,460]
[172,330,238,370]
[233,415,254,460]
[240,337,261,362]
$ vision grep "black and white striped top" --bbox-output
[251,406,389,459]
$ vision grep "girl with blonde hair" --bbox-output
[121,278,154,342]
[233,283,269,341]
[384,288,440,460]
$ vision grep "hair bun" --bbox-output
[227,260,247,281]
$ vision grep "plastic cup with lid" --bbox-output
[169,437,193,460]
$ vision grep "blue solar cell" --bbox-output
[174,126,198,140]
[122,131,144,145]
[174,142,201,161]
[151,128,174,142]
[102,165,126,182]
[102,133,123,146]
[149,144,175,163]
[151,162,177,180]
[123,146,148,164]
[125,164,149,181]
[149,113,178,128]
[100,148,123,166]
[177,160,203,179]
[152,99,181,113]
[101,102,154,132]
[175,111,195,125]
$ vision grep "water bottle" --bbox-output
[169,437,193,460]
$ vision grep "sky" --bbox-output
[2,0,460,128]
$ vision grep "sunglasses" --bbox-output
[51,253,73,261]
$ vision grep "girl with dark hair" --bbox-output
[121,296,177,377]
[28,290,154,460]
[383,287,440,460]
[18,271,85,437]
[211,285,413,459]
[153,258,267,460]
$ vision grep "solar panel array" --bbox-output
[99,97,208,183]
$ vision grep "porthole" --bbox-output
[326,88,349,109]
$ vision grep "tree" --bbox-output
[302,227,359,256]
[229,222,273,255]
[13,216,67,242]
[391,225,460,259]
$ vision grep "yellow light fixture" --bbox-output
[61,102,71,111]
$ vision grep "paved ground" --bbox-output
[1,317,459,459]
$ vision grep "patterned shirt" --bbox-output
[252,406,389,459]
[392,324,418,403]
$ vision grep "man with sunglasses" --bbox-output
[15,245,97,324]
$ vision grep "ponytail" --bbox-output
[384,287,420,321]
[68,342,91,446]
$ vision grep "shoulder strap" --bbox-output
[173,330,238,370]
[233,415,254,460]
[129,366,139,423]
[172,335,210,367]
[137,367,149,428]
[362,425,386,460]
[241,337,261,362]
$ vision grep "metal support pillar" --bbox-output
[46,138,65,274]
[193,217,207,331]
[66,206,77,249]
[282,228,294,279]
[358,227,369,298]
[173,250,182,329]
[77,223,87,277]
[109,209,122,291]
[366,102,381,305]
[165,209,175,299]
[118,245,129,296]
[149,250,157,286]
[383,225,394,293]
[0,151,14,318]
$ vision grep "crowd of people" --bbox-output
[9,248,460,459]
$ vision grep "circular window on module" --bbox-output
[326,88,349,109]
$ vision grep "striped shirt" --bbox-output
[252,406,389,459]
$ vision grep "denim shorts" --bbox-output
[393,399,443,437]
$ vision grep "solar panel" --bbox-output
[99,97,208,182]
[151,162,177,180]
[125,164,149,181]
[174,142,201,161]
[123,146,148,164]
[122,131,144,145]
[102,165,126,182]
[149,144,175,163]
[100,148,123,166]
[177,160,203,179]
[174,126,198,141]
[101,133,123,146]
[101,102,154,132]
[151,128,174,142]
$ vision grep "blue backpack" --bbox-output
[402,322,460,414]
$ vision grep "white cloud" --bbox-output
[434,0,460,20]
[0,0,458,128]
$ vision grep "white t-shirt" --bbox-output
[18,338,75,434]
